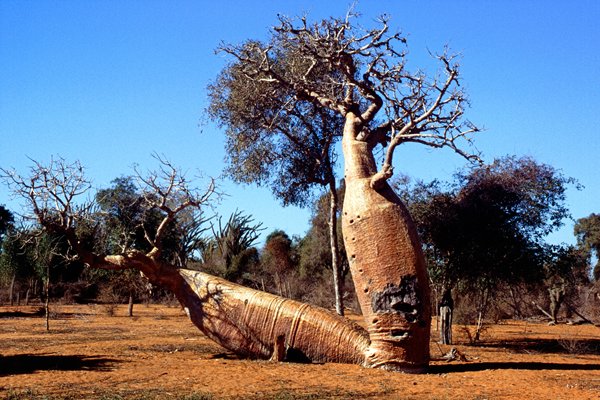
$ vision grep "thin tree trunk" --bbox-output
[328,179,344,316]
[508,287,522,318]
[340,118,431,372]
[549,286,565,324]
[439,306,452,345]
[474,289,488,342]
[88,250,369,366]
[25,288,30,306]
[532,301,554,321]
[128,291,134,317]
[9,274,16,306]
[286,281,292,299]
[45,265,50,331]
[474,311,483,342]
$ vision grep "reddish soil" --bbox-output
[1,304,599,399]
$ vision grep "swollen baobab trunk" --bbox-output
[176,270,369,364]
[98,251,370,365]
[341,122,432,372]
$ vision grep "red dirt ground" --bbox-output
[1,304,599,399]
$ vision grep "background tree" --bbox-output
[543,245,589,324]
[94,172,211,315]
[297,187,352,308]
[258,230,297,298]
[0,205,13,243]
[0,205,17,304]
[397,156,576,340]
[94,176,150,314]
[574,213,600,280]
[200,210,262,282]
[0,227,36,305]
[209,49,347,314]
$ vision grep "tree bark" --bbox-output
[328,179,344,316]
[473,289,489,342]
[9,274,16,306]
[128,291,134,317]
[89,251,369,366]
[549,286,565,324]
[178,270,368,364]
[45,264,50,331]
[340,117,431,372]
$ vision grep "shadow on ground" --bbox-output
[0,354,119,376]
[0,308,45,318]
[472,337,600,356]
[430,361,600,374]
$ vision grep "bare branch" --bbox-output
[134,154,217,255]
[1,156,93,242]
[369,49,481,187]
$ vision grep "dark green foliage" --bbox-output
[0,228,35,286]
[96,176,147,253]
[545,245,590,286]
[201,211,262,282]
[297,188,347,280]
[0,204,14,243]
[95,176,182,263]
[396,156,576,310]
[208,28,343,208]
[574,213,600,280]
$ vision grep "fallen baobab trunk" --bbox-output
[3,155,432,372]
[98,251,425,370]
[177,270,369,364]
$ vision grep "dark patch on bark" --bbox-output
[372,276,421,323]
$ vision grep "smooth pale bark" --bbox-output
[128,291,134,317]
[439,307,453,345]
[178,270,368,364]
[340,117,432,372]
[93,251,369,365]
[328,180,344,316]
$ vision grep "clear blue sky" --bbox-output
[1,1,598,246]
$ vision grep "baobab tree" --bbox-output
[3,13,479,373]
[211,13,479,370]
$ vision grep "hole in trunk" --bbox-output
[390,329,409,338]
